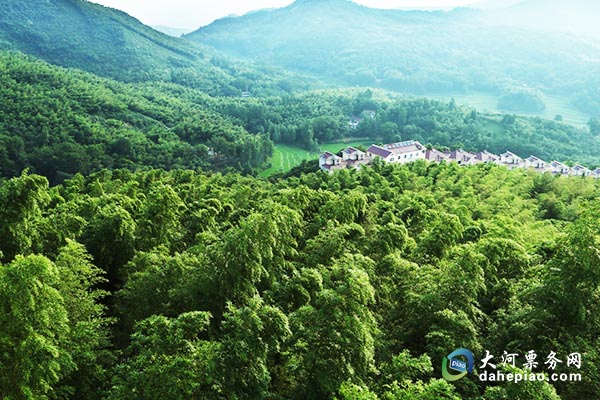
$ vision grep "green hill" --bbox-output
[0,0,315,96]
[187,0,600,115]
[2,52,598,185]
[0,0,202,80]
[0,51,273,183]
[201,88,600,168]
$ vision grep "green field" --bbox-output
[425,91,591,127]
[260,141,373,177]
[259,145,315,177]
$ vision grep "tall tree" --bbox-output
[288,254,377,398]
[109,312,220,400]
[52,241,113,399]
[0,171,50,261]
[0,255,72,399]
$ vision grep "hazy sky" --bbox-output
[89,0,480,29]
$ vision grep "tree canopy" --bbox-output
[0,162,598,399]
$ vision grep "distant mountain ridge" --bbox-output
[186,0,600,115]
[0,0,203,80]
[152,25,194,37]
[0,0,317,96]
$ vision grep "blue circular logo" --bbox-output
[442,348,475,381]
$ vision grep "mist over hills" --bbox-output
[0,0,599,181]
[493,0,600,38]
[0,0,202,80]
[0,0,316,96]
[187,0,600,116]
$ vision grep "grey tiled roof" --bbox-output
[367,145,393,158]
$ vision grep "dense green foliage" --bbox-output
[188,0,600,117]
[1,2,599,399]
[2,51,598,185]
[0,0,314,96]
[498,88,546,113]
[4,50,597,185]
[1,163,600,399]
[0,52,273,183]
[202,89,600,166]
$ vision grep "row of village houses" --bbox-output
[319,140,600,177]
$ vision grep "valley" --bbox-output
[1,1,600,399]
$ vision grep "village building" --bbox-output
[318,137,595,177]
[498,151,524,169]
[342,146,366,162]
[571,164,592,177]
[319,151,345,172]
[383,141,426,164]
[342,147,369,168]
[366,144,394,162]
[446,149,476,165]
[548,161,570,175]
[348,116,363,129]
[524,155,547,170]
[467,150,499,165]
[425,148,448,162]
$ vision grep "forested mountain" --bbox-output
[3,51,598,185]
[0,0,315,95]
[2,162,600,399]
[188,0,600,114]
[203,89,600,166]
[0,52,273,183]
[2,1,600,399]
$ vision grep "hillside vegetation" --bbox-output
[188,0,600,115]
[1,2,600,399]
[2,52,599,185]
[1,163,600,399]
[202,89,600,167]
[0,0,315,95]
[0,52,272,183]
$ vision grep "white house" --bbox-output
[425,148,448,162]
[366,144,394,162]
[470,150,499,165]
[498,151,523,169]
[342,146,366,162]
[446,149,476,165]
[592,168,600,179]
[342,147,369,168]
[548,161,570,175]
[384,141,427,164]
[348,117,363,130]
[571,164,592,177]
[319,151,345,172]
[524,155,547,170]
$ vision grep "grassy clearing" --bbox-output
[260,140,374,177]
[259,144,314,177]
[425,91,591,126]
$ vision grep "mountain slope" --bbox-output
[0,0,316,96]
[187,0,600,114]
[0,51,273,183]
[0,0,205,80]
